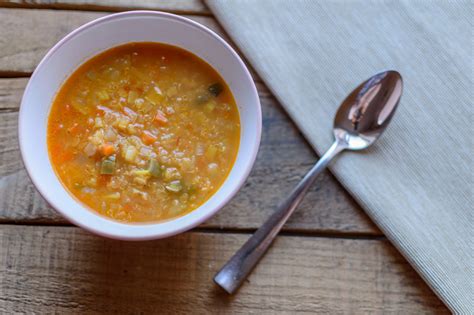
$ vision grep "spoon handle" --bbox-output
[214,140,345,294]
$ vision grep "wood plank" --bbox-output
[0,0,209,14]
[0,8,258,78]
[0,77,25,110]
[0,225,448,313]
[0,78,376,234]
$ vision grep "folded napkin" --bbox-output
[206,0,472,312]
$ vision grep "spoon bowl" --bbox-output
[334,70,403,150]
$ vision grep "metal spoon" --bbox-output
[214,70,403,294]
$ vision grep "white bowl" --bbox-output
[19,11,261,240]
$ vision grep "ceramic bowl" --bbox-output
[19,11,261,240]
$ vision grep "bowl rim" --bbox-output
[18,10,262,240]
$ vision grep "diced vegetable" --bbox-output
[100,143,115,156]
[195,144,205,156]
[104,128,117,141]
[145,85,164,104]
[154,110,168,125]
[165,180,182,192]
[204,100,217,112]
[180,158,194,172]
[164,167,181,180]
[96,105,113,114]
[136,100,153,113]
[140,146,153,158]
[196,94,210,105]
[154,86,163,95]
[123,107,138,121]
[97,90,110,101]
[133,176,148,186]
[94,117,104,128]
[147,159,161,177]
[100,156,116,175]
[126,124,138,135]
[105,192,121,200]
[208,83,223,97]
[131,188,148,200]
[71,100,89,115]
[89,129,105,146]
[83,142,97,157]
[124,146,138,163]
[141,131,157,145]
[133,169,151,176]
[134,98,145,107]
[117,116,131,131]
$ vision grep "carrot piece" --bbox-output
[154,110,168,125]
[141,131,157,145]
[100,143,115,156]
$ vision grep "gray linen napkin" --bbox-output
[206,0,473,312]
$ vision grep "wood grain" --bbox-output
[0,4,446,313]
[0,8,262,80]
[0,0,209,14]
[0,9,226,75]
[0,224,448,314]
[0,78,376,233]
[0,77,26,110]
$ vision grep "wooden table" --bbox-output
[0,1,449,313]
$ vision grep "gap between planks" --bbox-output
[0,220,385,240]
[0,0,211,15]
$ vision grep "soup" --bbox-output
[47,42,240,223]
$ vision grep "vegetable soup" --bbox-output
[47,42,240,223]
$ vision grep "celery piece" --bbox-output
[148,159,161,178]
[165,180,182,193]
[100,156,116,175]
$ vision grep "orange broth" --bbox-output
[47,42,240,223]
